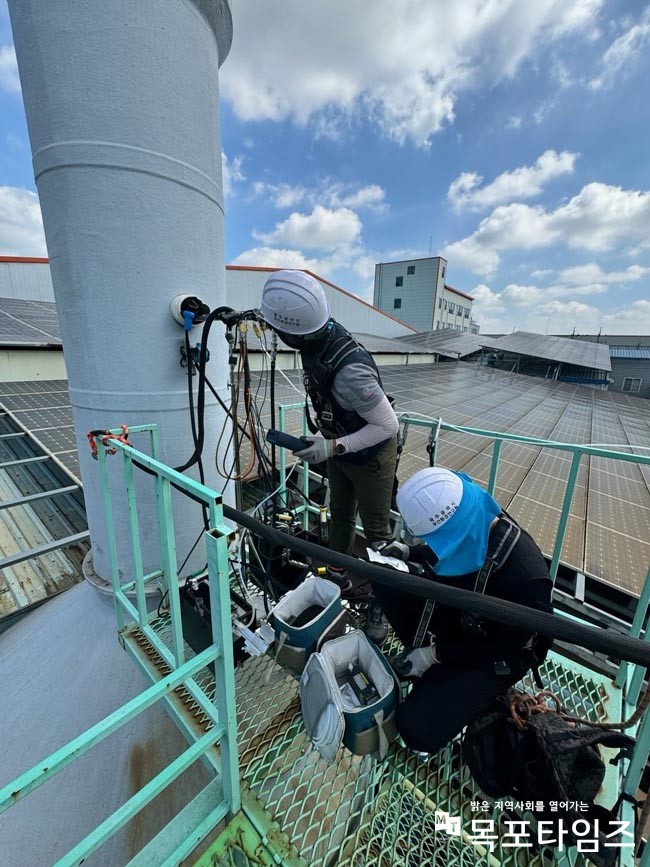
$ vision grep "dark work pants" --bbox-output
[396,661,528,754]
[371,579,528,754]
[327,436,398,555]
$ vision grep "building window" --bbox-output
[622,377,642,393]
[438,297,443,309]
[443,299,447,310]
[463,326,468,333]
[395,276,403,287]
[448,302,455,314]
[393,298,402,309]
[464,308,470,317]
[456,324,462,331]
[407,265,415,275]
[441,265,446,279]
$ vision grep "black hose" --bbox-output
[106,442,650,669]
[222,503,650,669]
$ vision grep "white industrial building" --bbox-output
[373,255,478,333]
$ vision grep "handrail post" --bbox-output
[157,476,185,667]
[96,440,124,630]
[487,439,502,497]
[278,404,288,509]
[549,450,582,582]
[302,407,310,530]
[620,565,650,701]
[205,514,241,814]
[122,450,148,626]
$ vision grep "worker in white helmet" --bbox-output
[375,466,552,755]
[260,269,399,641]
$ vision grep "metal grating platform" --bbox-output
[129,614,623,867]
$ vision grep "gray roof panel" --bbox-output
[609,346,650,359]
[488,331,612,371]
[0,297,62,346]
[395,327,497,358]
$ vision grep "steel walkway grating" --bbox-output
[131,615,621,867]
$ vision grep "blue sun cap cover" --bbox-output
[418,472,502,577]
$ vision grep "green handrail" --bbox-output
[1,428,240,866]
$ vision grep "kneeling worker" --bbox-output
[374,466,553,755]
[259,270,399,639]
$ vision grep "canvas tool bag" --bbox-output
[300,629,399,763]
[271,576,347,673]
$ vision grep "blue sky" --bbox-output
[1,0,649,335]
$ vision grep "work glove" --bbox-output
[293,435,335,464]
[392,644,439,679]
[371,539,410,561]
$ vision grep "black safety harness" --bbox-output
[302,321,392,464]
[412,513,551,683]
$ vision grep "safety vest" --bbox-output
[301,321,391,464]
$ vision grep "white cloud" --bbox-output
[0,43,19,94]
[506,115,523,130]
[221,0,602,147]
[448,150,578,212]
[590,6,650,89]
[602,299,650,329]
[254,205,362,251]
[556,263,649,285]
[221,152,245,198]
[472,282,650,334]
[230,246,326,274]
[252,182,307,209]
[0,186,46,256]
[334,184,387,213]
[444,182,650,277]
[253,179,387,214]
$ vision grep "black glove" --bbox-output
[371,540,410,561]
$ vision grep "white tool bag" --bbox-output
[271,576,347,673]
[300,629,398,763]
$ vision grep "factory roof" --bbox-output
[609,346,650,360]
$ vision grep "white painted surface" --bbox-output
[0,349,67,381]
[8,0,233,579]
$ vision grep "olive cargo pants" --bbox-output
[326,436,398,555]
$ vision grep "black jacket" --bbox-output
[407,526,552,667]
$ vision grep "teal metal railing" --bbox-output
[3,414,650,866]
[0,426,240,867]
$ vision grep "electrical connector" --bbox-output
[169,294,210,327]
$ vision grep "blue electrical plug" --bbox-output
[183,309,196,332]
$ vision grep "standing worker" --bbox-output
[259,270,399,641]
[375,466,553,755]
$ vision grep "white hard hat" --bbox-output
[396,467,464,538]
[260,270,331,335]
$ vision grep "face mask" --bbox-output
[277,321,331,350]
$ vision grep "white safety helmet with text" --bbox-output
[396,467,464,538]
[260,270,331,336]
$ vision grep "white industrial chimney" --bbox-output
[8,0,234,581]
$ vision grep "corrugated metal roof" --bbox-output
[0,395,88,623]
[609,346,650,359]
[488,331,612,372]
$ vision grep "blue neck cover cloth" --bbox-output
[419,472,502,577]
